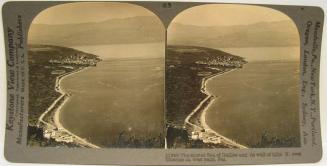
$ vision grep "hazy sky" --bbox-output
[172,4,291,26]
[33,2,154,25]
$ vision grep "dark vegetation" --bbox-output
[166,126,228,148]
[109,132,164,148]
[252,131,300,148]
[27,126,79,147]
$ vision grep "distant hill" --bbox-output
[28,16,165,46]
[28,44,100,64]
[168,20,299,48]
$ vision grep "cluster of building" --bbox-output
[195,57,243,68]
[191,129,222,145]
[43,127,74,143]
[191,130,204,140]
[197,71,213,77]
[49,53,98,66]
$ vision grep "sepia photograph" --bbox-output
[2,0,325,164]
[166,4,301,148]
[27,2,165,148]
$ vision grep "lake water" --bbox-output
[60,43,165,147]
[219,47,300,62]
[73,43,164,60]
[205,47,301,147]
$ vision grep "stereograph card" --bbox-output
[2,1,324,165]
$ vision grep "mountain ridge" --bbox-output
[168,20,299,48]
[28,16,165,46]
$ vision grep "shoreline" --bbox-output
[38,66,100,148]
[185,68,248,149]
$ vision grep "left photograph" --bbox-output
[27,2,165,148]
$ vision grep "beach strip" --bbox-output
[185,68,248,149]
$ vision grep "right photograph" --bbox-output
[166,4,300,148]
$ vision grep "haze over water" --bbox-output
[59,43,165,147]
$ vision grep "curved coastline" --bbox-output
[38,67,100,148]
[185,68,248,149]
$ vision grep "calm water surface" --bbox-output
[205,47,300,147]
